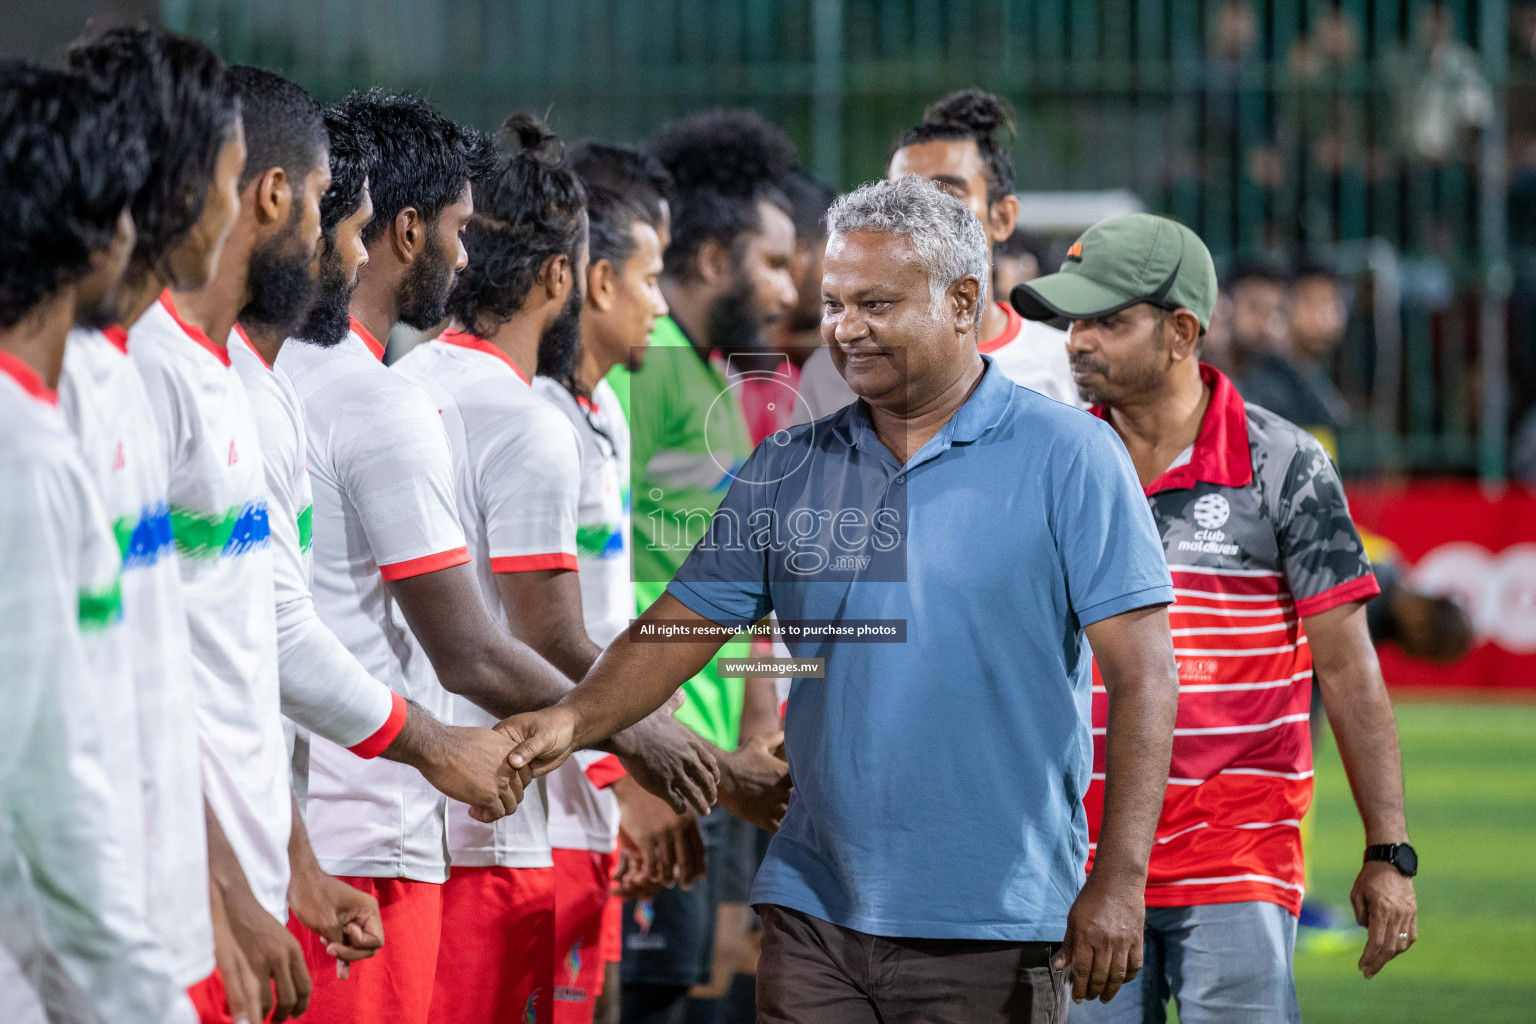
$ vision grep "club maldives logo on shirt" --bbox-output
[170,500,271,560]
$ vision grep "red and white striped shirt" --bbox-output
[1085,365,1379,914]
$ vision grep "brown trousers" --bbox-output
[756,903,1070,1024]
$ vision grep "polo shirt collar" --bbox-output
[1090,362,1252,495]
[0,349,56,406]
[833,356,1014,462]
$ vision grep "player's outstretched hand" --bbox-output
[498,705,582,778]
[1054,873,1145,1005]
[614,775,708,889]
[1351,861,1417,979]
[612,712,720,817]
[420,724,530,824]
[716,731,790,833]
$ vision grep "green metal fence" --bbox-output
[162,0,1520,478]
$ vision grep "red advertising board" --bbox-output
[1346,480,1536,691]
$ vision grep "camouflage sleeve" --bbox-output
[1274,434,1380,618]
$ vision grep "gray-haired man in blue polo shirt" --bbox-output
[499,175,1182,1024]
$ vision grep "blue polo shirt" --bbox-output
[667,358,1173,941]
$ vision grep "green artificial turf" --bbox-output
[1290,701,1536,1023]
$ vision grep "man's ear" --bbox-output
[950,275,982,336]
[986,194,1019,245]
[586,258,617,314]
[539,252,571,302]
[251,166,292,227]
[1167,308,1204,363]
[392,207,424,263]
[696,238,731,286]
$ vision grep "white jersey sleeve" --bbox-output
[231,338,403,754]
[0,424,194,1024]
[335,378,469,579]
[478,396,581,573]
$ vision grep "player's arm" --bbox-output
[1305,601,1417,979]
[204,802,310,1022]
[496,567,602,680]
[1056,604,1179,1005]
[390,567,717,816]
[503,592,733,776]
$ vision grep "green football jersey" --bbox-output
[609,316,753,749]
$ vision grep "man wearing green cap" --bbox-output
[1014,214,1419,1023]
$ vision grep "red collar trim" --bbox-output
[350,317,387,362]
[159,291,230,367]
[0,349,56,406]
[438,329,532,385]
[233,323,272,370]
[977,302,1024,354]
[576,392,600,414]
[102,325,130,354]
[1090,363,1253,496]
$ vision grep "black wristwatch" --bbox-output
[1364,843,1418,878]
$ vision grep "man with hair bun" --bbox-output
[499,175,1181,1024]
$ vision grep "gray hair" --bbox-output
[825,175,991,331]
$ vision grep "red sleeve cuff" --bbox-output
[1295,573,1381,619]
[583,754,627,790]
[490,552,579,573]
[348,692,408,759]
[378,546,471,581]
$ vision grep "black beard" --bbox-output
[707,268,767,355]
[241,216,320,336]
[294,239,356,347]
[75,293,118,332]
[535,285,584,382]
[396,231,453,330]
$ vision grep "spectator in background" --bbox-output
[994,225,1052,301]
[1393,1,1492,163]
[1224,262,1290,378]
[1235,262,1350,460]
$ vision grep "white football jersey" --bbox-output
[58,327,214,986]
[0,349,195,1024]
[230,332,403,772]
[130,294,292,921]
[394,331,584,867]
[534,376,632,852]
[978,303,1083,409]
[277,321,464,882]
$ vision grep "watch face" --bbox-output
[1395,844,1418,876]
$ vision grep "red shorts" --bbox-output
[431,865,555,1024]
[600,895,622,965]
[551,849,619,1023]
[187,967,276,1024]
[288,876,442,1024]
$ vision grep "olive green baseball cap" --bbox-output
[1011,213,1218,329]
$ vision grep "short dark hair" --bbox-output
[445,114,586,338]
[1290,259,1338,286]
[1225,260,1291,291]
[227,66,326,190]
[0,63,147,328]
[318,105,376,247]
[334,89,491,245]
[647,109,797,279]
[67,27,240,276]
[997,226,1049,268]
[781,171,837,243]
[569,141,671,234]
[892,89,1016,206]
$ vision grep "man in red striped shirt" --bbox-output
[1014,214,1419,1023]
